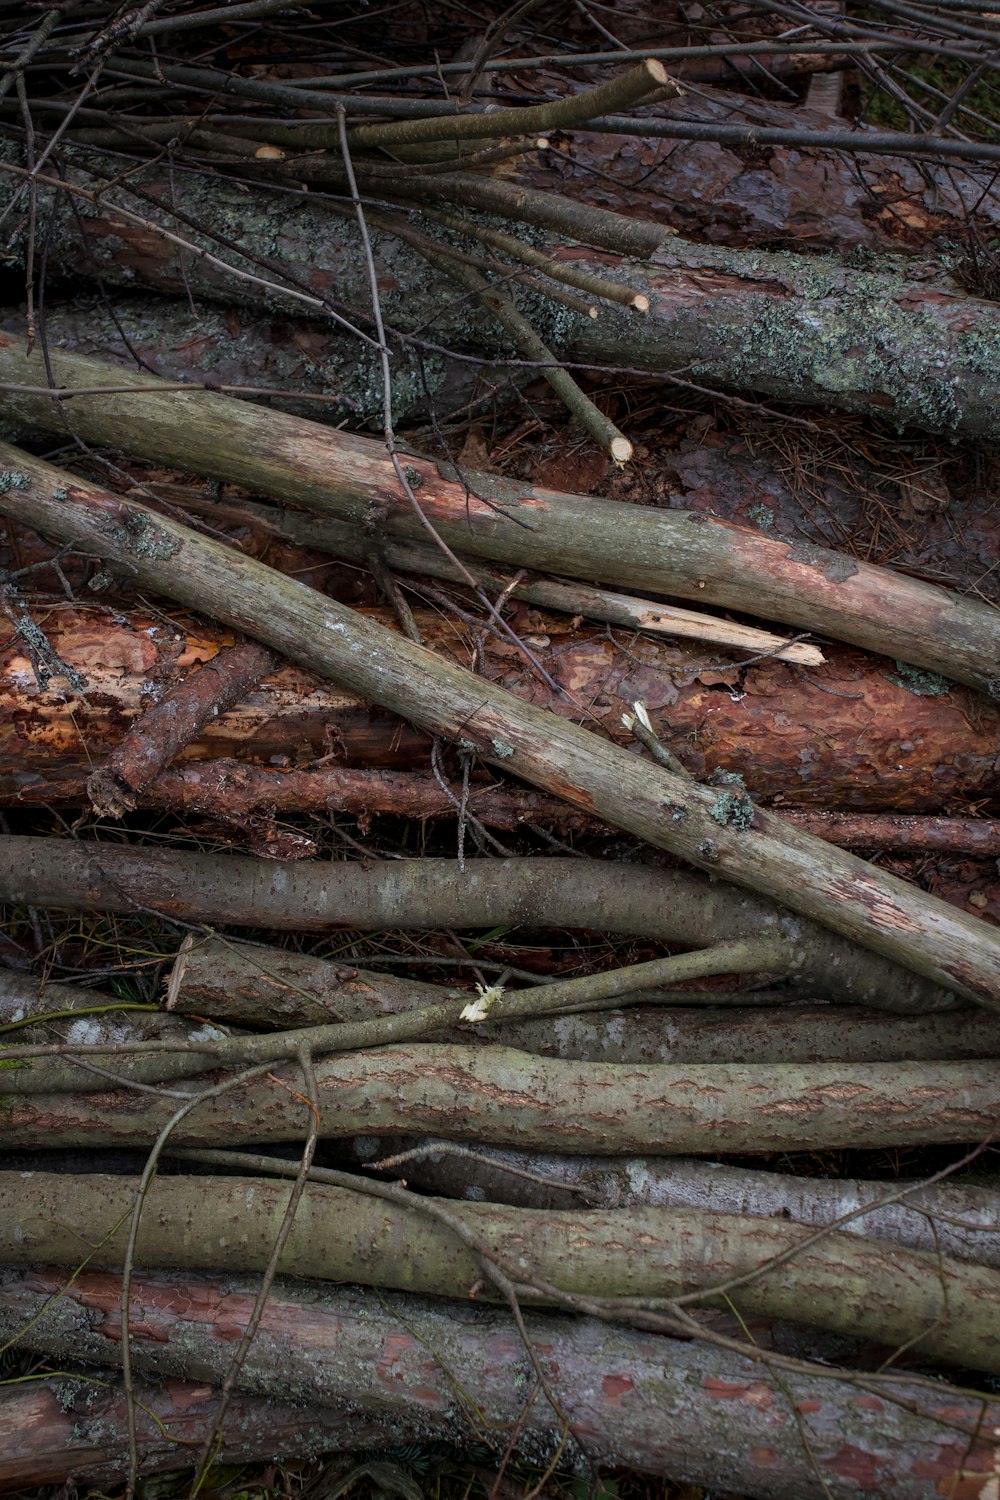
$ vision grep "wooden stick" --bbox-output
[3,1169,1000,1373]
[0,444,997,1006]
[0,337,995,694]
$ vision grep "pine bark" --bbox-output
[3,1267,996,1499]
[6,163,1000,435]
[4,606,999,813]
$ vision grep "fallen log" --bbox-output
[4,1047,998,1154]
[0,1372,395,1492]
[4,607,999,814]
[3,1268,995,1498]
[3,1170,999,1372]
[3,343,997,699]
[0,842,976,1013]
[8,149,1000,434]
[361,1142,1000,1267]
[7,960,998,1063]
[2,449,998,1005]
[33,300,1000,607]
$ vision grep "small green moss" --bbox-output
[0,469,29,492]
[490,738,515,759]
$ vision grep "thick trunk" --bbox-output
[3,1170,999,1372]
[5,607,999,813]
[2,1268,995,1499]
[7,163,1000,435]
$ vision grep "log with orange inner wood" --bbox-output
[4,603,998,829]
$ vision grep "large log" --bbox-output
[6,159,1000,435]
[4,607,999,812]
[4,1267,997,1499]
[3,341,998,699]
[4,1170,1000,1373]
[0,841,977,1013]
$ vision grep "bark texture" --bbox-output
[367,1143,1000,1266]
[3,339,998,697]
[3,1048,998,1154]
[9,157,1000,433]
[6,964,996,1064]
[3,1268,997,1499]
[4,607,999,813]
[0,1373,390,1491]
[3,1171,999,1371]
[0,842,972,1014]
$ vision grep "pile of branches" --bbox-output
[1,2,1000,1497]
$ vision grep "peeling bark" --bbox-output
[2,447,998,1005]
[4,607,999,814]
[5,162,1000,436]
[2,341,998,697]
[87,640,273,816]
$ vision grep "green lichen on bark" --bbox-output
[707,770,756,832]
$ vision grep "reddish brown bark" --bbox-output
[87,640,274,816]
[2,1266,1000,1500]
[526,92,1000,253]
[0,1373,388,1491]
[4,606,998,813]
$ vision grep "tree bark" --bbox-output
[5,607,999,814]
[361,1142,1000,1267]
[3,1169,999,1372]
[3,1268,996,1499]
[87,641,273,816]
[0,1372,394,1492]
[8,156,1000,434]
[7,963,998,1065]
[0,841,975,1014]
[3,1048,998,1154]
[2,342,997,700]
[31,299,1000,607]
[3,449,998,1006]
